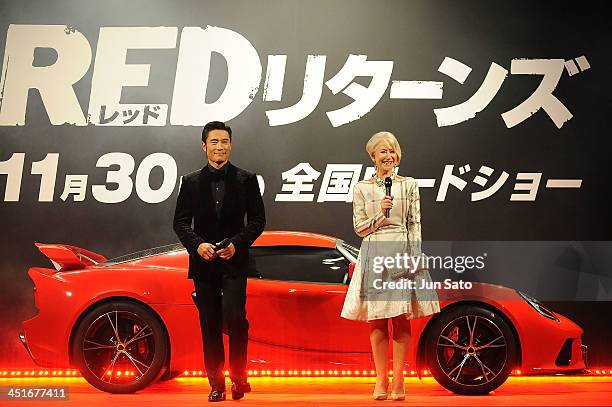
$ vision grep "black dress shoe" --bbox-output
[208,387,226,402]
[231,380,251,400]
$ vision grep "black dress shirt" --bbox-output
[207,162,229,217]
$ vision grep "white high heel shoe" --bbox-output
[373,390,388,401]
[391,381,405,400]
[372,380,388,400]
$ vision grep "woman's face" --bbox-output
[371,140,399,173]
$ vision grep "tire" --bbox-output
[425,304,517,395]
[160,369,182,381]
[72,301,168,393]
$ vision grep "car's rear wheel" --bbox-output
[426,305,517,395]
[72,301,168,393]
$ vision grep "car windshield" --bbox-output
[100,243,184,266]
[98,238,360,267]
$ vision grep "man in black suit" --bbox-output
[173,121,265,402]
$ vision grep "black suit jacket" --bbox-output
[173,163,266,280]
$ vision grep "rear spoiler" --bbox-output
[34,243,107,272]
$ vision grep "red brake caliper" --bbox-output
[444,326,460,362]
[135,325,146,355]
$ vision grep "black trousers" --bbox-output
[193,273,249,388]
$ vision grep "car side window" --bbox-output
[248,246,349,284]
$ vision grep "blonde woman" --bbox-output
[341,131,440,400]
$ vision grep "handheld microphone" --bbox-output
[384,177,392,217]
[213,238,231,252]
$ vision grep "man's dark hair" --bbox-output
[202,121,232,142]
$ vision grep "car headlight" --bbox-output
[517,290,560,322]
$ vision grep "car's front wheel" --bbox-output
[425,304,517,395]
[72,301,168,393]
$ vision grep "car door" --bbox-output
[246,245,370,353]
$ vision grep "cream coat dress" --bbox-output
[341,176,440,321]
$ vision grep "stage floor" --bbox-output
[1,376,611,406]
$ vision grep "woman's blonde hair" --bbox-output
[366,131,402,165]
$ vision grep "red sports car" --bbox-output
[20,231,587,394]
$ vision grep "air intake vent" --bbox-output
[555,339,573,366]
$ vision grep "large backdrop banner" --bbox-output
[1,0,610,366]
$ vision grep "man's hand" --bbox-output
[197,242,217,261]
[217,242,236,260]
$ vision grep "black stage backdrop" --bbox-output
[1,0,611,366]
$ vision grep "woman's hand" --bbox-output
[380,195,393,214]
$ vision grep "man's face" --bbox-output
[203,129,232,166]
